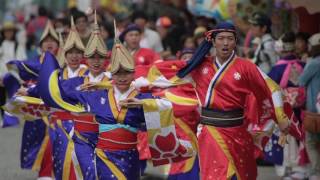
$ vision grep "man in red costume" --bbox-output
[177,22,296,180]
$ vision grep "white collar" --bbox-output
[88,72,105,83]
[67,66,82,78]
[215,51,235,68]
[113,85,135,109]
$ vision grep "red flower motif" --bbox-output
[155,132,176,152]
[174,144,187,155]
[149,147,161,159]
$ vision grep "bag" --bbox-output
[303,111,320,133]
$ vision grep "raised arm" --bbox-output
[38,51,86,113]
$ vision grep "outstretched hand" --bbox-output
[119,98,143,108]
[80,82,98,91]
[15,87,28,96]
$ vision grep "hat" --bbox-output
[40,20,59,44]
[110,20,135,74]
[119,24,141,42]
[248,12,271,27]
[84,10,108,58]
[56,32,66,67]
[193,26,207,38]
[309,33,320,47]
[63,16,85,53]
[1,21,17,32]
[156,16,172,28]
[206,21,236,40]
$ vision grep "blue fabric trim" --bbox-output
[99,123,138,133]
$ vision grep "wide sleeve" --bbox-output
[38,51,86,113]
[244,62,289,125]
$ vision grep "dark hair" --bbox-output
[72,10,88,22]
[131,11,148,22]
[38,6,48,16]
[282,32,295,43]
[101,22,114,38]
[295,32,310,42]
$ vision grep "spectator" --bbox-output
[26,6,49,43]
[0,21,27,117]
[295,32,310,62]
[119,24,161,66]
[73,10,90,46]
[100,22,114,50]
[132,11,164,53]
[181,34,196,49]
[156,16,175,59]
[176,48,195,61]
[299,33,320,180]
[193,26,207,47]
[249,12,278,73]
[267,32,307,180]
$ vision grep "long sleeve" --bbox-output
[299,60,318,86]
[244,62,288,125]
[38,51,86,113]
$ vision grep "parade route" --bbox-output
[0,123,279,180]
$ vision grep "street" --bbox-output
[0,123,279,180]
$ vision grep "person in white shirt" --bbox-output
[132,11,164,53]
[249,12,278,73]
[0,21,27,117]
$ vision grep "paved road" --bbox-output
[0,123,279,180]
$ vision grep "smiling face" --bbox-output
[87,53,105,76]
[112,68,134,93]
[213,32,236,62]
[65,47,83,71]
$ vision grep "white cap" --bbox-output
[309,33,320,47]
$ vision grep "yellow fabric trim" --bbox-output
[32,128,49,171]
[108,88,119,121]
[108,88,138,124]
[19,96,44,104]
[147,66,163,84]
[265,78,281,92]
[48,70,85,112]
[175,118,198,172]
[95,148,127,180]
[63,68,68,80]
[74,130,89,143]
[165,91,198,106]
[169,75,192,86]
[141,99,159,112]
[42,116,50,126]
[57,120,75,180]
[78,68,87,76]
[206,126,240,180]
[265,78,287,124]
[159,109,174,128]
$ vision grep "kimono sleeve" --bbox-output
[38,52,86,113]
[244,62,289,125]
